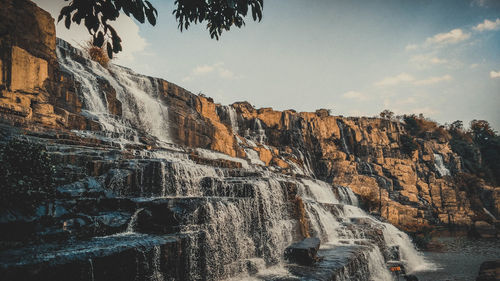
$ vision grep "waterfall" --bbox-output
[298,179,339,204]
[337,185,359,206]
[366,247,394,281]
[42,39,434,281]
[88,258,95,281]
[297,150,315,178]
[57,40,172,144]
[126,208,143,233]
[151,246,164,281]
[337,120,351,154]
[255,119,266,143]
[340,205,434,273]
[226,105,239,134]
[296,179,432,277]
[244,118,267,145]
[179,178,294,280]
[433,153,450,177]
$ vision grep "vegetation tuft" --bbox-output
[82,40,110,68]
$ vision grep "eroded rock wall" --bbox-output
[1,0,498,235]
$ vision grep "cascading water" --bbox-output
[57,39,171,144]
[337,120,351,154]
[126,208,143,233]
[44,39,434,281]
[223,105,240,135]
[89,258,95,281]
[244,118,267,145]
[337,185,359,206]
[340,205,435,273]
[433,153,451,177]
[151,246,164,281]
[295,178,434,278]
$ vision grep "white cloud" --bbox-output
[183,62,236,82]
[490,70,500,79]
[405,44,419,51]
[375,73,452,87]
[374,73,415,87]
[474,18,500,32]
[193,65,216,75]
[471,0,488,7]
[470,63,480,69]
[413,74,453,85]
[341,91,368,101]
[410,54,448,68]
[218,68,235,79]
[425,29,471,46]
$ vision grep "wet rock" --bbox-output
[0,234,188,281]
[285,245,373,281]
[404,274,419,281]
[476,260,500,281]
[473,221,497,238]
[284,237,321,265]
[56,177,107,198]
[388,245,401,261]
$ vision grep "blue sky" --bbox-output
[35,0,500,130]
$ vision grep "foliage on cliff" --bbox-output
[81,40,110,67]
[58,0,264,57]
[402,114,499,185]
[449,120,500,185]
[0,140,55,204]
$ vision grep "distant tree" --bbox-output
[379,109,394,120]
[470,120,496,145]
[449,120,464,133]
[58,0,264,58]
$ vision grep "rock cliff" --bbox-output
[1,0,499,238]
[2,1,500,280]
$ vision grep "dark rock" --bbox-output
[284,237,321,265]
[404,274,419,281]
[476,260,500,281]
[285,245,373,280]
[388,245,401,261]
[473,221,497,239]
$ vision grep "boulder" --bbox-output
[284,237,321,265]
[476,260,500,281]
[473,221,497,238]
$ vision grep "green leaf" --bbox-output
[107,42,113,59]
[93,31,105,47]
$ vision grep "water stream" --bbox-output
[50,39,435,281]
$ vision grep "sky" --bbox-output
[35,0,500,130]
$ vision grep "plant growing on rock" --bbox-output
[81,39,110,67]
[0,139,55,204]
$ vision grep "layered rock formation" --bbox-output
[222,105,500,233]
[1,0,499,242]
[1,0,498,237]
[3,1,500,280]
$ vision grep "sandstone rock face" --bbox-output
[10,46,49,91]
[1,0,498,235]
[224,107,499,232]
[0,0,94,130]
